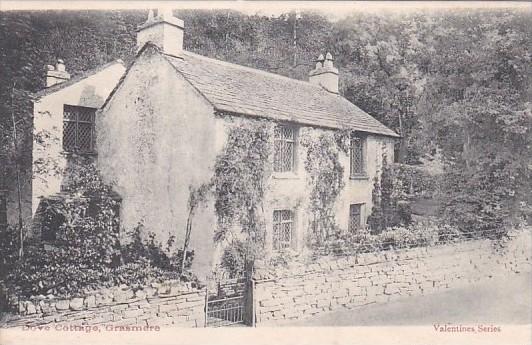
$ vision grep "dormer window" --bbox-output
[350,134,366,177]
[63,105,96,154]
[273,125,296,173]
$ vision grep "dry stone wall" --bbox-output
[253,230,531,325]
[3,280,205,328]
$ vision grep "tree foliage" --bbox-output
[0,8,530,253]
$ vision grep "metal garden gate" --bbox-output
[204,271,254,327]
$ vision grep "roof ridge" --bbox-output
[174,50,324,91]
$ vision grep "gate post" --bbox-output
[251,278,256,327]
[204,283,208,327]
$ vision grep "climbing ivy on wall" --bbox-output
[301,129,350,248]
[211,119,273,275]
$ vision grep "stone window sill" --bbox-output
[61,151,98,157]
[272,172,300,180]
[350,174,369,181]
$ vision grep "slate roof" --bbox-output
[164,51,399,137]
[34,60,125,99]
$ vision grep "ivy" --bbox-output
[211,119,272,274]
[301,130,348,248]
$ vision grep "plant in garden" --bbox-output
[212,119,272,274]
[121,223,195,280]
[301,130,348,248]
[367,153,409,233]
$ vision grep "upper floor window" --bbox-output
[273,209,294,250]
[350,135,366,177]
[63,105,96,153]
[273,125,296,173]
[348,203,363,232]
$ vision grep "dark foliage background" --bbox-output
[0,8,531,260]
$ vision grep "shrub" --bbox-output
[219,239,258,278]
[368,154,412,233]
[4,159,197,300]
[121,223,195,280]
[393,163,440,199]
[314,220,464,257]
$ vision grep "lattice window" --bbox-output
[63,105,96,153]
[273,209,294,250]
[350,136,365,176]
[273,125,296,173]
[348,204,362,232]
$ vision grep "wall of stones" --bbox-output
[253,230,531,325]
[3,280,205,328]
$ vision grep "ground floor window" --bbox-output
[348,203,363,232]
[273,209,294,250]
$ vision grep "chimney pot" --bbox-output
[56,59,66,72]
[46,59,70,88]
[309,51,339,94]
[147,9,154,22]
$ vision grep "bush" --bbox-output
[315,220,464,256]
[0,226,20,280]
[4,160,197,299]
[368,154,412,233]
[219,238,259,278]
[121,223,196,282]
[394,163,440,199]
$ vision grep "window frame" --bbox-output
[348,203,364,232]
[350,133,367,178]
[62,104,97,154]
[273,124,297,174]
[272,209,295,251]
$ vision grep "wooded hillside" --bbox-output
[1,8,531,231]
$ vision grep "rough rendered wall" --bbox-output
[263,127,394,254]
[98,47,218,278]
[253,230,531,325]
[30,62,125,234]
[209,117,394,261]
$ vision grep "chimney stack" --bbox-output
[136,8,184,57]
[309,52,339,94]
[46,59,70,87]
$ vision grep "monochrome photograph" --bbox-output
[0,1,530,344]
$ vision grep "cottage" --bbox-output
[7,10,398,277]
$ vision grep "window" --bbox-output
[273,125,296,173]
[0,194,7,231]
[350,135,366,176]
[63,105,97,153]
[348,204,363,232]
[273,209,294,250]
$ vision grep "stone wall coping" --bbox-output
[254,231,529,282]
[13,280,206,316]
